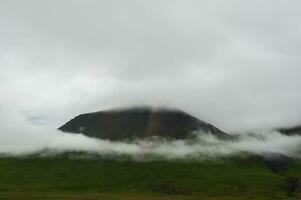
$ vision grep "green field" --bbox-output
[0,155,300,200]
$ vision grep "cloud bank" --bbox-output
[1,127,301,161]
[0,1,301,158]
[1,1,301,134]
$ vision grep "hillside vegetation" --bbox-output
[0,155,300,200]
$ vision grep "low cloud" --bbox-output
[1,1,301,133]
[1,1,301,160]
[1,126,301,161]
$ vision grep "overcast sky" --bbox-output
[1,0,301,134]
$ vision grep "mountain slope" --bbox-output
[59,107,229,140]
[1,156,300,199]
[278,125,301,136]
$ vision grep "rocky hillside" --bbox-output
[59,107,229,140]
[278,125,301,135]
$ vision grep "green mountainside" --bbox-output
[0,155,300,200]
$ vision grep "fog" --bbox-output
[1,0,301,134]
[1,126,301,160]
[1,1,301,157]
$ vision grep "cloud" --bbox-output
[1,126,301,161]
[0,0,301,140]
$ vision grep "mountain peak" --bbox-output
[59,107,229,140]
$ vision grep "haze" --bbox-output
[1,0,301,144]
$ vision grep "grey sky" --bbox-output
[1,0,301,133]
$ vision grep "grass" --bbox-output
[0,155,300,199]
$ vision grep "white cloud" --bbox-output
[0,0,301,139]
[1,128,301,160]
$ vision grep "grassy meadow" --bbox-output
[0,155,300,200]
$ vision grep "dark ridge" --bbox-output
[58,107,230,140]
[278,125,301,136]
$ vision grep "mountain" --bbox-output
[59,107,229,140]
[278,125,301,136]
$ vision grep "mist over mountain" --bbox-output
[2,1,301,199]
